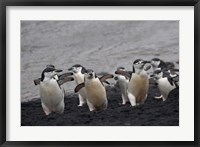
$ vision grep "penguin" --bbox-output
[114,67,129,105]
[68,64,88,106]
[151,69,177,101]
[39,67,73,115]
[115,59,151,106]
[74,69,113,111]
[150,58,177,98]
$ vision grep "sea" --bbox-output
[21,21,179,102]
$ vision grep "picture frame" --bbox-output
[0,0,199,146]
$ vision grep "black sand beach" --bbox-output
[21,82,179,126]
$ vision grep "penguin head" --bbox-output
[133,59,149,72]
[117,66,126,71]
[167,68,179,77]
[84,69,97,80]
[68,64,87,74]
[151,58,167,69]
[151,69,163,80]
[46,64,55,69]
[41,67,63,81]
[114,67,128,80]
[151,58,161,68]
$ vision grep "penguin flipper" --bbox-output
[103,81,110,85]
[167,77,174,86]
[115,70,131,79]
[100,74,114,83]
[58,72,73,79]
[57,77,74,85]
[75,83,85,93]
[34,78,41,85]
[144,64,152,71]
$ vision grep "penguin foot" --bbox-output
[154,95,163,99]
[127,92,136,106]
[162,97,167,101]
[78,104,84,107]
[42,102,51,115]
[44,110,51,115]
[87,101,96,111]
[78,101,86,106]
[119,102,126,105]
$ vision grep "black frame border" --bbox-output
[0,0,199,147]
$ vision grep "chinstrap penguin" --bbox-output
[68,64,87,106]
[151,69,177,101]
[39,67,73,115]
[115,59,151,106]
[114,67,129,105]
[75,69,113,111]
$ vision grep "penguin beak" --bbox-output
[144,60,150,64]
[89,73,93,77]
[150,74,155,78]
[87,72,94,79]
[59,72,73,79]
[55,69,63,73]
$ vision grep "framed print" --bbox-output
[0,0,199,146]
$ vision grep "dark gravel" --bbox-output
[21,83,179,126]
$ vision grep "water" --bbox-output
[21,21,179,102]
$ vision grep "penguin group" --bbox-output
[33,58,179,115]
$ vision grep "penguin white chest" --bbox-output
[157,78,176,99]
[117,75,129,89]
[128,73,149,104]
[40,79,64,107]
[74,73,87,98]
[85,79,107,107]
[74,73,84,84]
